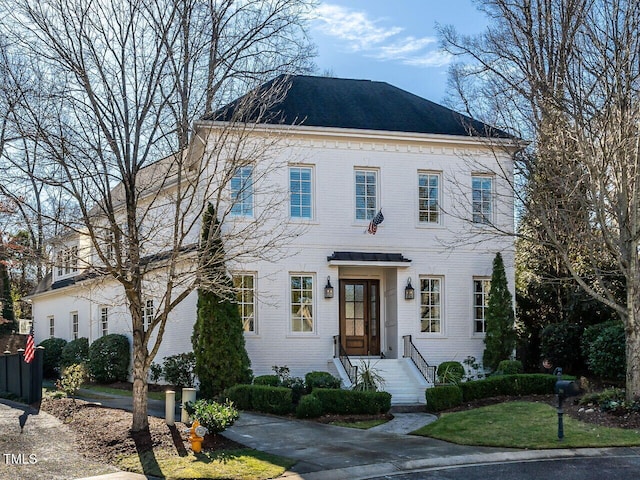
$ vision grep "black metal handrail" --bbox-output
[403,335,436,384]
[333,335,358,385]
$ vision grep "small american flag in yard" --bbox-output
[24,325,35,364]
[367,210,384,235]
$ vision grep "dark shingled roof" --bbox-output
[327,252,411,263]
[207,75,510,138]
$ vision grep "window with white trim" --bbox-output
[472,176,493,224]
[418,172,441,224]
[289,166,313,219]
[234,274,256,333]
[355,169,378,221]
[71,312,79,340]
[48,316,55,338]
[57,245,78,276]
[100,307,109,337]
[474,278,491,333]
[290,274,314,333]
[230,166,253,216]
[142,299,154,331]
[420,277,442,333]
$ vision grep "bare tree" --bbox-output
[441,0,640,400]
[0,0,315,431]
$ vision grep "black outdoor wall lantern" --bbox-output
[324,276,334,298]
[405,277,415,300]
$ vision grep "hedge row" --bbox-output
[425,374,563,412]
[223,384,391,417]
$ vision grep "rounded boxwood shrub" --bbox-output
[38,337,68,378]
[296,394,323,418]
[60,337,89,369]
[253,374,280,386]
[436,361,465,384]
[305,371,341,391]
[162,352,196,388]
[425,385,463,412]
[88,334,130,383]
[497,360,523,375]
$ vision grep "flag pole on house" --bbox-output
[367,209,384,235]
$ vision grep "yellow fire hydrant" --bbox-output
[187,420,208,453]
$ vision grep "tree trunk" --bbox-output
[627,281,640,401]
[131,330,149,432]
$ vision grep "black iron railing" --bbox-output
[333,335,358,385]
[403,334,436,384]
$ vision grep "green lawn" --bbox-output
[117,448,294,480]
[413,401,640,448]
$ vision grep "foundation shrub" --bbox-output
[222,385,253,410]
[436,361,465,384]
[296,394,323,418]
[87,334,130,383]
[496,360,523,375]
[305,371,341,391]
[60,338,89,369]
[459,374,559,401]
[312,388,391,415]
[253,375,279,386]
[249,385,293,414]
[425,385,463,412]
[38,337,67,378]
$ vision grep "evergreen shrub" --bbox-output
[425,385,463,412]
[223,384,292,414]
[60,337,89,368]
[253,374,280,386]
[584,323,626,380]
[436,362,465,384]
[459,374,559,401]
[162,352,196,388]
[38,337,68,378]
[296,394,323,418]
[185,399,239,434]
[496,360,523,375]
[539,322,582,372]
[312,388,391,415]
[88,334,130,383]
[305,371,341,390]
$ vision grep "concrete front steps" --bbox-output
[332,357,430,405]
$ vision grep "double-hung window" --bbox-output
[230,166,254,216]
[418,172,440,224]
[289,166,313,219]
[420,277,442,333]
[473,278,491,333]
[71,312,79,340]
[100,307,109,337]
[355,169,378,221]
[142,299,154,331]
[472,175,493,224]
[290,274,314,333]
[234,274,256,333]
[48,316,55,338]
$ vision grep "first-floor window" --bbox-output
[234,274,256,333]
[71,312,79,340]
[48,316,55,338]
[474,278,491,333]
[142,299,154,331]
[420,277,442,333]
[100,307,109,337]
[290,274,314,333]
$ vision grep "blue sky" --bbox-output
[309,0,488,103]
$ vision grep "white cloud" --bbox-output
[312,3,451,68]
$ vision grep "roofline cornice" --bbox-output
[194,120,523,151]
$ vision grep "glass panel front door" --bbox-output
[340,279,380,355]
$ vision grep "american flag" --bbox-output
[24,325,35,364]
[367,209,384,235]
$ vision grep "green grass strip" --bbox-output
[117,448,294,480]
[413,401,640,448]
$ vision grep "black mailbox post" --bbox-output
[554,368,580,441]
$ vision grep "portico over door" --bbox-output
[339,279,380,356]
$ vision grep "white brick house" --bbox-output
[28,76,515,403]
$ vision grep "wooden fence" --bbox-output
[0,347,44,404]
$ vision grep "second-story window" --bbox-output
[355,169,377,221]
[57,245,78,276]
[142,299,154,331]
[230,166,253,216]
[418,172,440,224]
[472,175,493,224]
[289,166,313,219]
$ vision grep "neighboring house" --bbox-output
[28,75,516,403]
